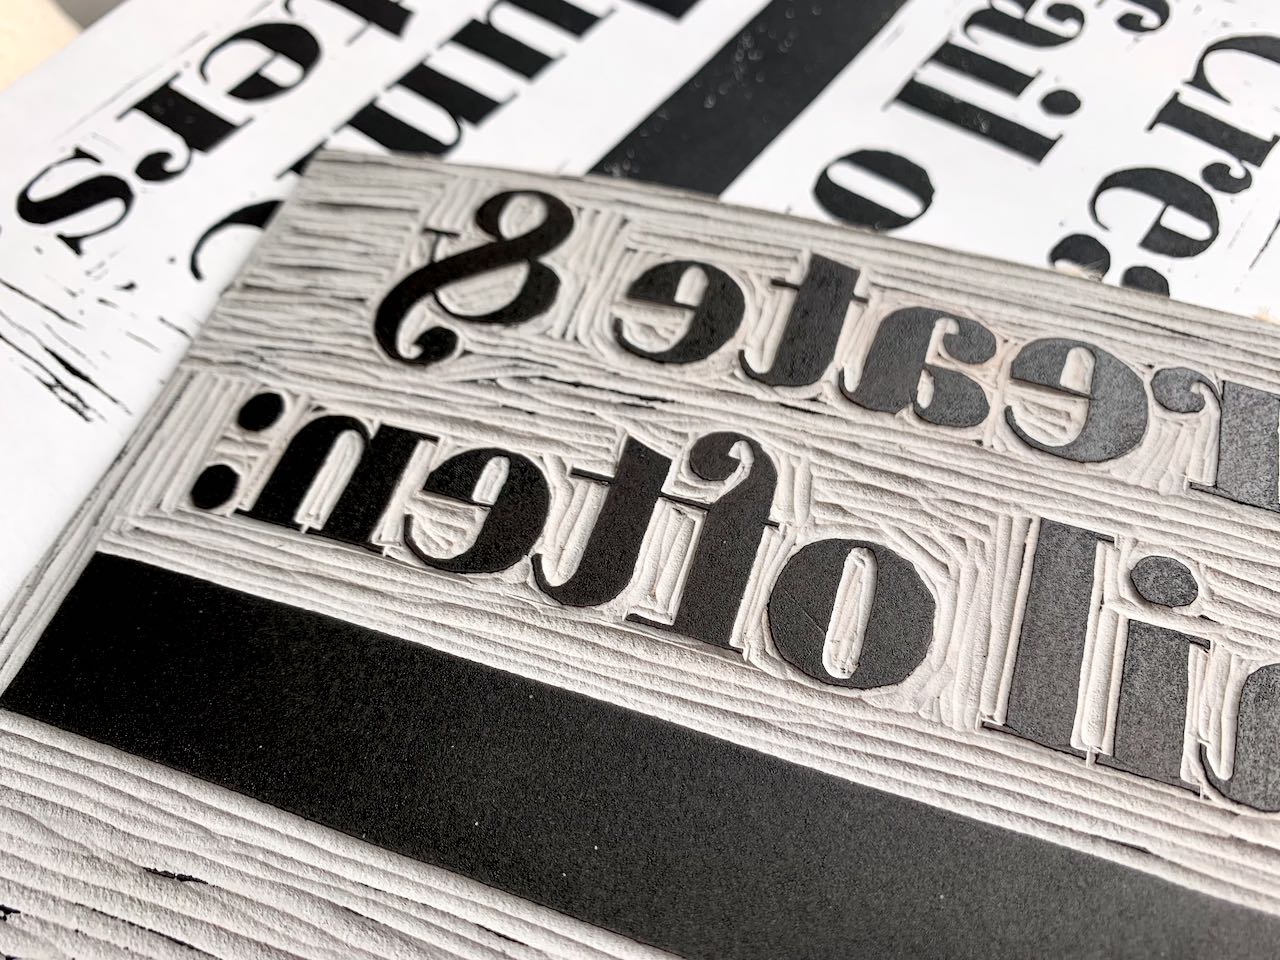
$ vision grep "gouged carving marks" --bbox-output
[0,274,126,423]
[0,716,676,960]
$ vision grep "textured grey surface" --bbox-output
[6,152,1280,955]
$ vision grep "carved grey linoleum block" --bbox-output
[5,152,1280,959]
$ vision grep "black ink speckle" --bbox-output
[237,392,285,432]
[144,868,208,884]
[191,464,240,511]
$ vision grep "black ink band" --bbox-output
[593,0,911,194]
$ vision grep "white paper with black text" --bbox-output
[2,0,1279,608]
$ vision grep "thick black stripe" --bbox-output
[593,0,911,194]
[4,552,1279,959]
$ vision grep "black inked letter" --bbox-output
[406,448,550,574]
[376,190,574,367]
[843,306,996,428]
[16,148,134,254]
[240,417,433,550]
[741,254,862,388]
[768,538,934,689]
[1005,338,1148,462]
[629,433,776,649]
[1194,380,1280,514]
[533,438,673,607]
[998,519,1112,754]
[614,261,744,364]
[1099,556,1206,788]
[1204,664,1280,811]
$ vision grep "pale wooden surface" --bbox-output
[5,152,1280,955]
[0,0,77,90]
